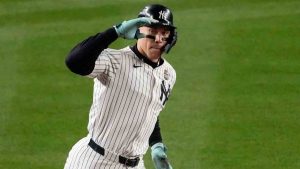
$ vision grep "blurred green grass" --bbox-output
[1,0,300,168]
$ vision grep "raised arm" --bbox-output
[65,17,157,76]
[65,28,118,76]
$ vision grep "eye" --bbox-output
[162,30,170,36]
[161,37,168,41]
[148,28,157,35]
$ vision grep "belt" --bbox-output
[88,139,140,167]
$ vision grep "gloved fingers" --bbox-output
[159,153,167,159]
[151,143,172,169]
[133,17,159,26]
[152,146,167,160]
[162,159,173,169]
[152,152,167,160]
[135,29,146,39]
[156,158,172,169]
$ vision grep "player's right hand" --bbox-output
[114,17,158,39]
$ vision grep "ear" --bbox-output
[164,29,177,54]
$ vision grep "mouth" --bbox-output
[150,48,162,54]
[150,47,161,51]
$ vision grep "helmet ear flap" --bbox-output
[164,29,177,54]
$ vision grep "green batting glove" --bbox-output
[114,17,158,39]
[151,143,173,169]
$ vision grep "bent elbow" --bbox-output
[65,53,94,76]
[65,53,77,73]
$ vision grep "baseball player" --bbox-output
[64,4,177,169]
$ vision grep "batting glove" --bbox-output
[114,17,158,39]
[151,143,173,169]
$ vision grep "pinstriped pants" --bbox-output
[64,137,145,169]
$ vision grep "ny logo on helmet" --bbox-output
[159,10,168,20]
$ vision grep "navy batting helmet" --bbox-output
[138,4,177,53]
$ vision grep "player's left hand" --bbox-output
[151,143,173,169]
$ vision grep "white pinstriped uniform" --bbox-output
[64,46,176,169]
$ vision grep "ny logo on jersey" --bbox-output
[160,80,170,105]
[158,10,168,20]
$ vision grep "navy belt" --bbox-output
[88,139,140,167]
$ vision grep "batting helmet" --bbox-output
[138,4,177,53]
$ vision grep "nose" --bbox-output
[154,34,164,43]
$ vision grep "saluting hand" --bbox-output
[114,17,158,39]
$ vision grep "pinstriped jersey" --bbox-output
[86,46,176,157]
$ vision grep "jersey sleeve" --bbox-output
[65,27,118,76]
[170,69,176,89]
[167,63,177,91]
[86,49,122,81]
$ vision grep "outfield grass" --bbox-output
[1,0,300,169]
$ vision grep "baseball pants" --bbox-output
[64,137,145,169]
[64,136,145,169]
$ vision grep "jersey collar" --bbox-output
[130,44,164,68]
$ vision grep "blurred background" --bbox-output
[0,0,299,168]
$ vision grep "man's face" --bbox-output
[137,26,171,62]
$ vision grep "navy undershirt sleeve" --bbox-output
[65,27,118,75]
[149,119,163,146]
